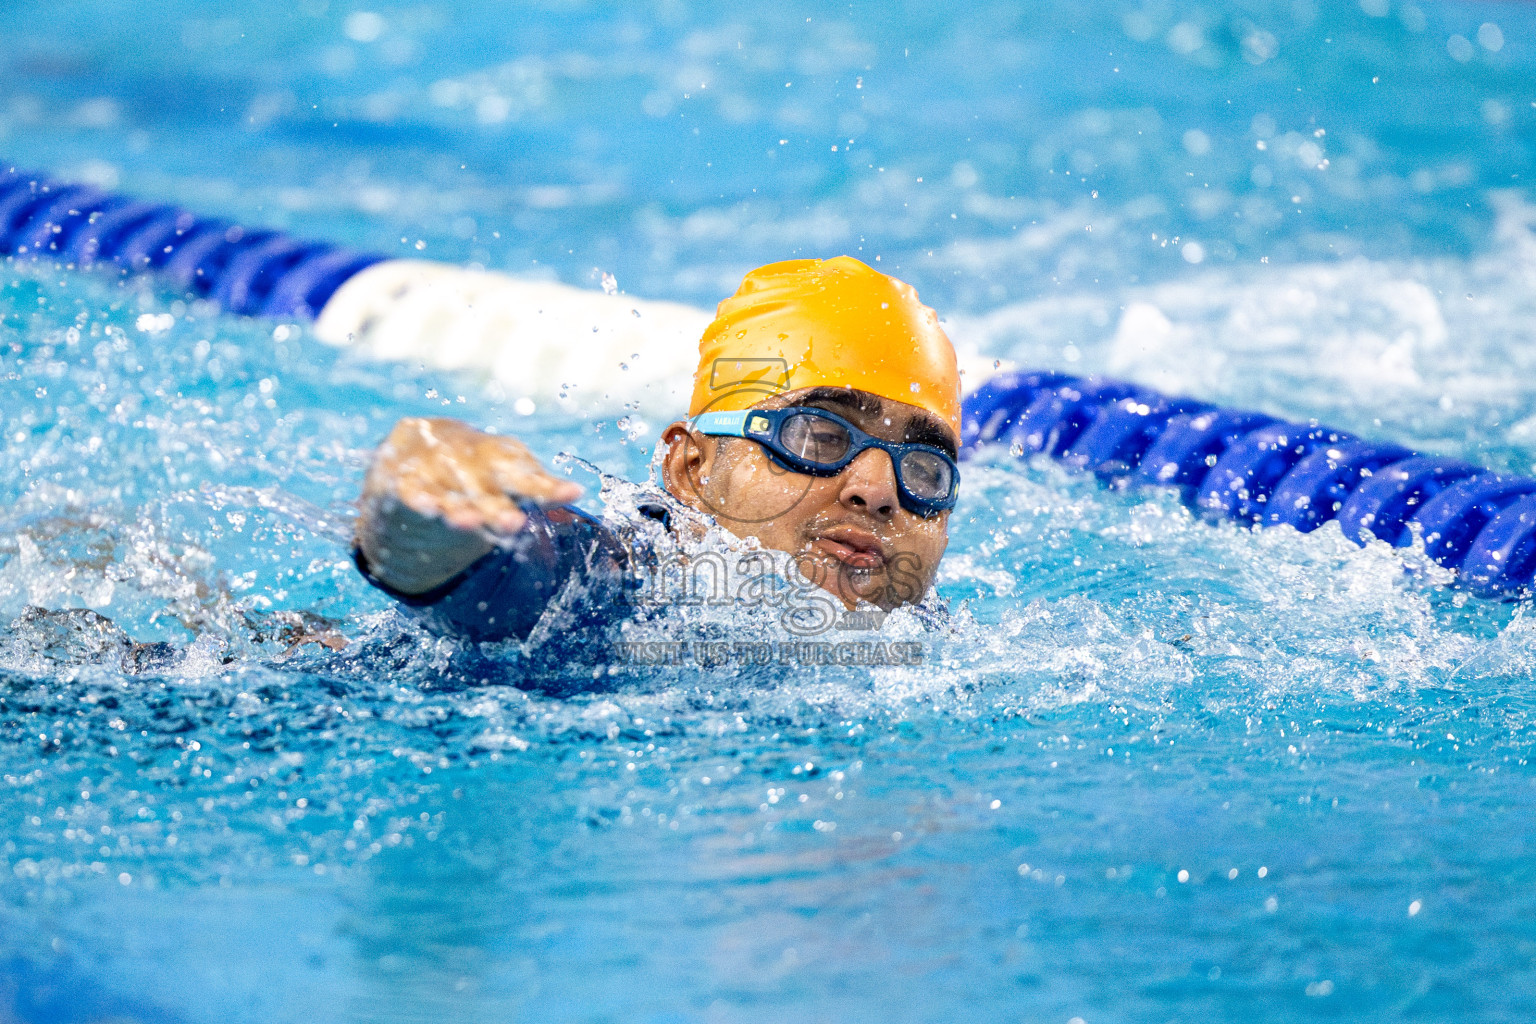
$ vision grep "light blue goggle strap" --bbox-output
[690,410,776,439]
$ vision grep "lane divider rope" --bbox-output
[7,164,1532,596]
[0,165,384,317]
[961,372,1536,597]
[0,163,712,405]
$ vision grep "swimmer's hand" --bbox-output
[355,417,583,595]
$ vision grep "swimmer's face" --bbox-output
[660,386,955,610]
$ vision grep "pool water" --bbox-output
[4,1,1536,1021]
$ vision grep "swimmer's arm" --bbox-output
[355,417,583,595]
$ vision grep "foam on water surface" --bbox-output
[5,233,1536,1021]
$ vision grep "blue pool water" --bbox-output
[5,1,1536,1021]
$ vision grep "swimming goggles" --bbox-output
[690,406,960,517]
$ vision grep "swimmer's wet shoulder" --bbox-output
[353,256,963,643]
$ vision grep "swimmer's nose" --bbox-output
[838,448,900,519]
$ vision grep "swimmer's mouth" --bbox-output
[811,528,888,569]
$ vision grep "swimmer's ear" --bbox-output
[659,421,715,511]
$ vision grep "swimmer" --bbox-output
[353,257,962,641]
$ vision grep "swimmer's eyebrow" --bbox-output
[903,415,958,459]
[792,387,958,458]
[793,386,883,419]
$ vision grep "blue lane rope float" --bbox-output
[960,373,1536,598]
[0,165,384,318]
[6,163,1536,598]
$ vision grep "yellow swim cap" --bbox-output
[688,256,961,438]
